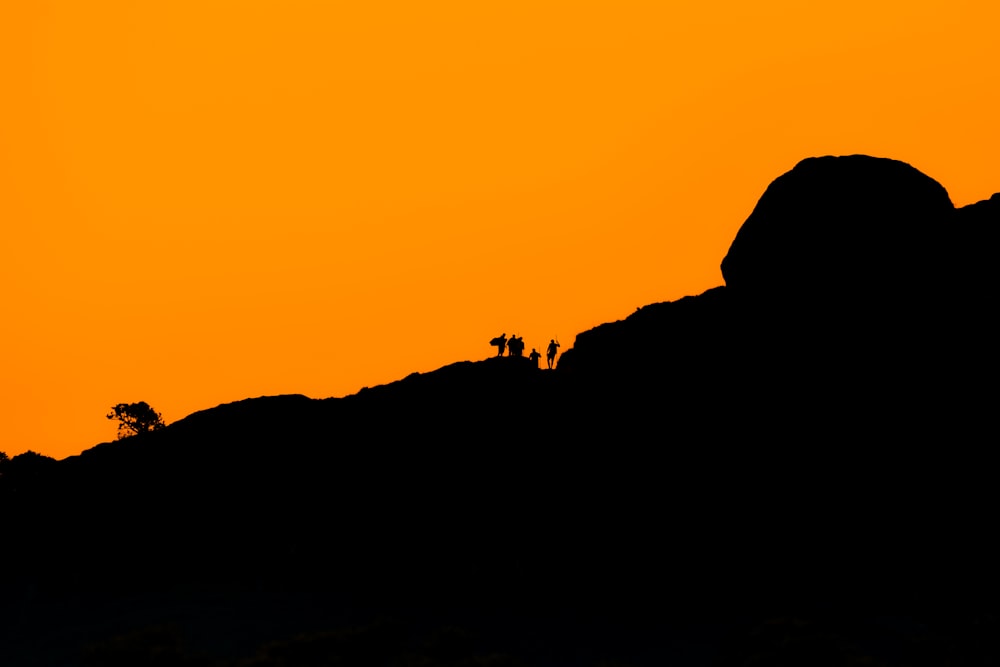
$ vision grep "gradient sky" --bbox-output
[2,1,998,459]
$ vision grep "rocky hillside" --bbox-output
[2,155,998,666]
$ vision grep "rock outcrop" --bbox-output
[720,155,955,307]
[562,154,999,448]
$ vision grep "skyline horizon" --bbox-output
[5,157,998,461]
[4,1,998,459]
[4,156,997,461]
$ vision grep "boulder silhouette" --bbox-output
[720,155,954,307]
[561,155,998,450]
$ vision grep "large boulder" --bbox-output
[720,155,955,306]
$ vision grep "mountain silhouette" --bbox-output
[2,155,998,666]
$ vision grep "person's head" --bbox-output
[550,339,555,343]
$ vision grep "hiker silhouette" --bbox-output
[528,348,541,367]
[490,333,507,357]
[508,335,524,357]
[546,339,560,369]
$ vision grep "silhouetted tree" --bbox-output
[107,402,166,439]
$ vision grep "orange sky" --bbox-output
[2,1,998,459]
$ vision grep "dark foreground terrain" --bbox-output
[3,155,998,666]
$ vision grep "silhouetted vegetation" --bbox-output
[0,450,58,498]
[106,401,166,439]
[6,450,57,478]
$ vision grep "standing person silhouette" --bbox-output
[491,333,507,357]
[508,335,524,357]
[546,338,560,369]
[528,348,541,368]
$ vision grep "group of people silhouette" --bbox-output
[489,334,560,369]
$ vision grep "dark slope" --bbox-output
[2,155,999,666]
[564,155,999,447]
[561,157,1000,586]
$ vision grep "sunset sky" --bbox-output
[2,1,998,459]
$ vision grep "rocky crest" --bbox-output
[721,155,955,303]
[2,155,998,666]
